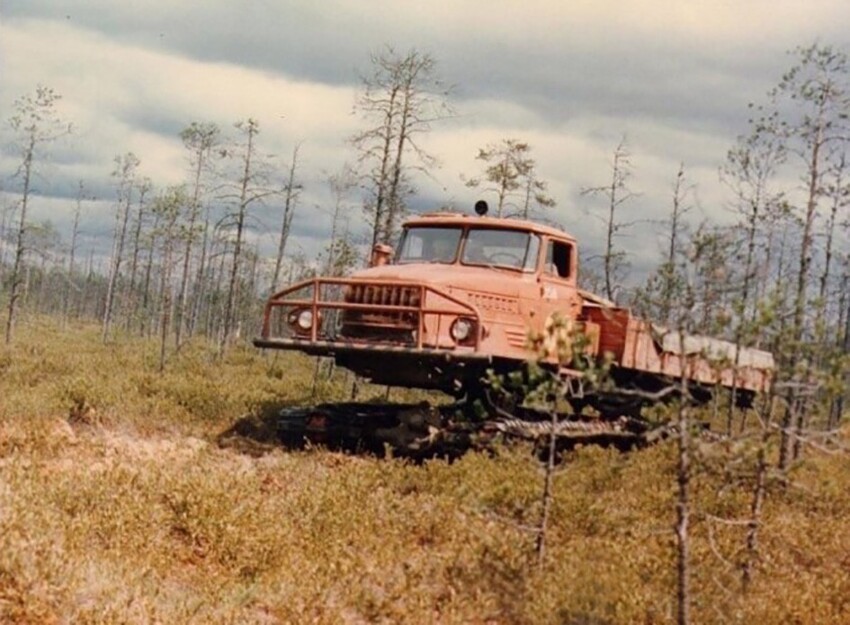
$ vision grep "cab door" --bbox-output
[537,237,581,331]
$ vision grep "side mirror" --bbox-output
[370,243,394,267]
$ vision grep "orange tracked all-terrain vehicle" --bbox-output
[254,201,773,453]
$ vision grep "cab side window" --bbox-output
[544,240,572,279]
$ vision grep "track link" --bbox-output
[276,401,666,457]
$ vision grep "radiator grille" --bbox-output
[344,284,421,307]
[340,284,421,344]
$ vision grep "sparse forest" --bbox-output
[0,43,849,625]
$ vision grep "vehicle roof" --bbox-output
[402,212,577,243]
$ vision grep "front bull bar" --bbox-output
[255,277,483,353]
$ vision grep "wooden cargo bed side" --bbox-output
[584,307,672,376]
[582,304,773,392]
[581,305,632,363]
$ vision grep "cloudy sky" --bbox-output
[1,0,849,279]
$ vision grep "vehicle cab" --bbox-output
[359,211,582,360]
[255,205,584,392]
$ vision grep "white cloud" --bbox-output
[1,19,360,191]
[2,0,849,281]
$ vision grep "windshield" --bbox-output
[462,228,540,271]
[396,226,462,264]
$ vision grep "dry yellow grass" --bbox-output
[0,317,848,624]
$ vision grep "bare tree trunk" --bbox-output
[603,146,622,302]
[368,86,398,248]
[728,205,759,433]
[535,408,559,568]
[324,167,356,276]
[175,156,205,349]
[659,164,688,325]
[221,120,258,352]
[675,345,692,625]
[0,196,9,278]
[174,214,196,349]
[178,123,220,342]
[243,246,260,336]
[102,154,139,343]
[140,210,160,338]
[101,205,125,341]
[149,187,184,365]
[124,179,150,332]
[780,123,823,468]
[35,251,49,314]
[270,144,301,292]
[808,155,847,435]
[522,175,532,219]
[82,249,95,319]
[829,273,850,429]
[5,134,35,344]
[582,138,634,304]
[159,230,176,372]
[742,441,767,590]
[189,207,211,338]
[384,80,414,240]
[62,181,86,328]
[5,87,71,342]
[813,152,845,356]
[212,238,229,341]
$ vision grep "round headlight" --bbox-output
[297,309,314,330]
[451,317,474,342]
[287,308,317,335]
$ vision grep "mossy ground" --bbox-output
[0,318,848,623]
